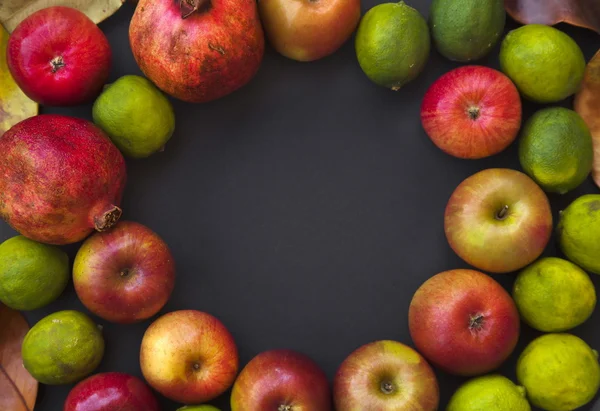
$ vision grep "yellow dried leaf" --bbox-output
[575,50,600,188]
[0,0,125,33]
[0,25,37,137]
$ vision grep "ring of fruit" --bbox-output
[0,0,599,410]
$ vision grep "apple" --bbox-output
[140,310,239,404]
[445,168,552,273]
[409,269,520,376]
[64,372,159,411]
[231,349,331,410]
[258,0,361,62]
[7,6,111,106]
[73,221,175,324]
[421,65,522,159]
[333,340,439,410]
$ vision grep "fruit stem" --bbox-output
[469,313,485,330]
[120,268,130,278]
[50,56,65,73]
[380,381,395,394]
[93,205,122,232]
[179,0,209,18]
[495,205,510,221]
[467,106,480,120]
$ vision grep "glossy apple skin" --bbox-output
[421,66,522,159]
[333,340,439,411]
[258,0,361,62]
[64,372,159,411]
[7,6,111,106]
[140,310,239,404]
[445,168,552,273]
[409,269,520,376]
[231,349,332,410]
[73,221,175,324]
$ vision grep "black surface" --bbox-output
[3,0,600,410]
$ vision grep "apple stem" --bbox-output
[179,0,209,18]
[50,56,65,73]
[467,106,480,120]
[120,268,130,278]
[380,381,395,395]
[495,205,510,221]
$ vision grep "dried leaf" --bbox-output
[0,25,37,137]
[575,50,600,189]
[0,0,125,32]
[0,304,38,411]
[504,0,600,34]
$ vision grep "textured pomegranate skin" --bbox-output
[129,0,265,103]
[7,6,112,106]
[0,115,126,245]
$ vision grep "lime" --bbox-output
[92,74,175,158]
[517,333,600,411]
[0,235,69,310]
[22,310,105,385]
[518,107,592,194]
[355,1,430,90]
[177,406,221,411]
[513,257,596,332]
[499,24,586,103]
[558,194,600,274]
[447,374,531,411]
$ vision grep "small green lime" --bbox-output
[517,333,600,411]
[355,1,430,90]
[447,374,531,411]
[22,310,105,385]
[518,107,592,194]
[499,24,586,103]
[558,194,600,274]
[177,406,221,411]
[513,257,596,332]
[92,75,175,158]
[0,235,69,310]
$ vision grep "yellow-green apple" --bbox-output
[231,349,331,410]
[421,66,522,159]
[64,372,160,411]
[73,221,175,324]
[333,340,439,410]
[444,168,552,273]
[140,310,239,404]
[258,0,362,62]
[409,269,520,376]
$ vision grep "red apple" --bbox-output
[231,349,331,410]
[334,340,439,410]
[140,310,239,404]
[258,0,361,62]
[7,6,111,106]
[73,221,175,324]
[409,269,520,376]
[421,65,522,159]
[445,168,552,274]
[64,372,159,411]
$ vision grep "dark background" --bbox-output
[3,0,600,409]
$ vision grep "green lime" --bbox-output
[22,310,105,385]
[518,107,592,194]
[517,333,600,411]
[447,374,531,411]
[355,1,430,90]
[499,24,586,103]
[0,235,69,310]
[92,75,175,158]
[513,257,596,332]
[429,0,506,62]
[558,194,600,274]
[177,406,221,411]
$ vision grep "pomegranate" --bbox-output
[129,0,265,103]
[7,6,112,106]
[0,115,126,245]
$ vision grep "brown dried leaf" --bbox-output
[0,0,125,32]
[505,0,600,34]
[575,50,600,189]
[0,304,38,411]
[0,25,37,137]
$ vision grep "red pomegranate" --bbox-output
[129,0,265,103]
[0,115,126,245]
